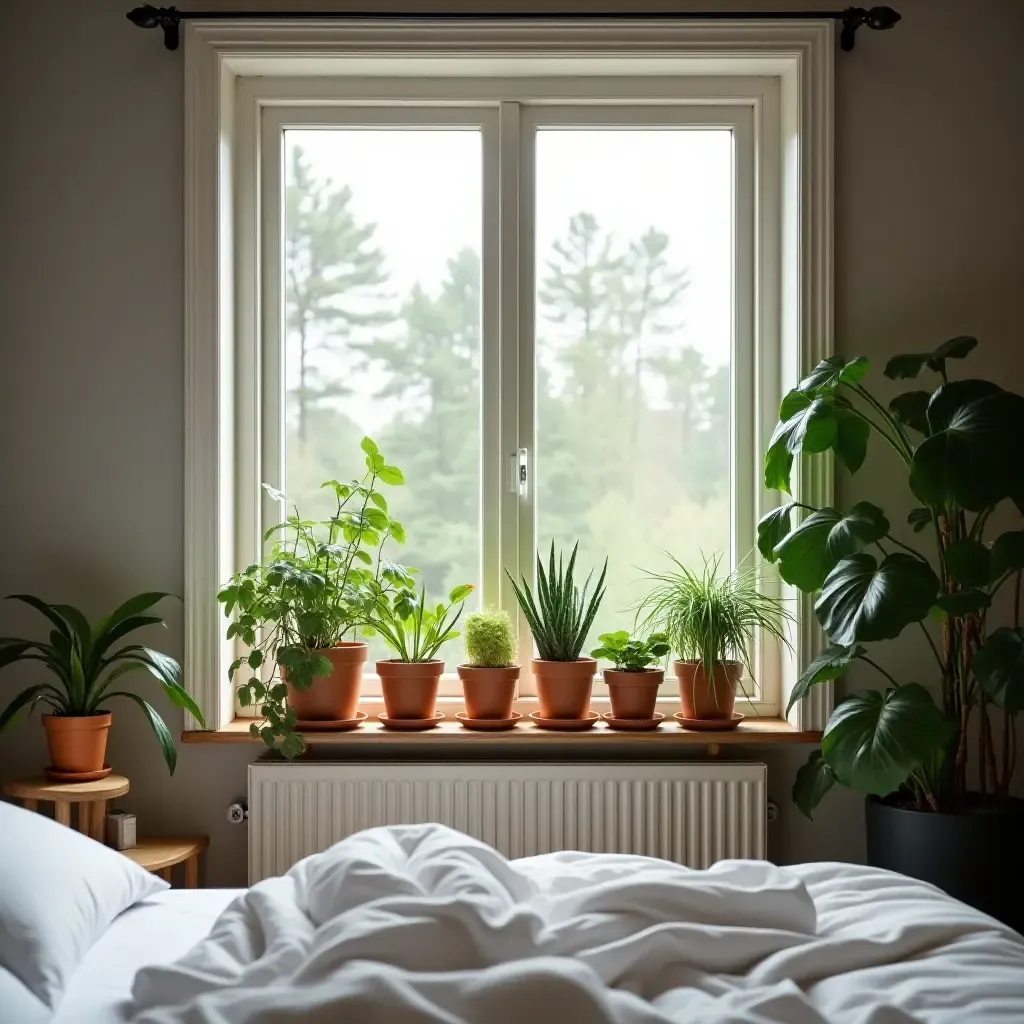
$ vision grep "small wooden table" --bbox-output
[122,836,208,887]
[3,774,130,842]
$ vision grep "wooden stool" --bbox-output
[3,774,130,842]
[123,837,208,887]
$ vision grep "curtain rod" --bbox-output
[126,5,900,53]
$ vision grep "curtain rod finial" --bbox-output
[840,6,901,51]
[127,5,181,50]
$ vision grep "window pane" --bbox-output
[283,128,482,670]
[534,129,733,656]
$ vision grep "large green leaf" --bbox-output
[835,416,870,474]
[96,592,173,639]
[907,508,932,533]
[933,589,991,617]
[888,391,931,435]
[786,642,865,715]
[815,552,940,646]
[991,531,1024,579]
[757,504,795,561]
[775,503,890,593]
[910,381,1024,510]
[0,684,63,734]
[105,691,177,774]
[821,684,953,795]
[0,640,36,671]
[51,604,93,663]
[797,355,870,393]
[883,337,978,380]
[764,391,840,493]
[944,538,991,586]
[6,595,71,637]
[971,627,1024,713]
[793,749,836,819]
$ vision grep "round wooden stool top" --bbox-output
[3,774,130,802]
[3,774,130,841]
[123,836,209,887]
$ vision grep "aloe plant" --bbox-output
[506,542,607,661]
[0,593,203,774]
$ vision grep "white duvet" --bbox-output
[129,824,1024,1023]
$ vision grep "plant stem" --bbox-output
[852,384,916,459]
[918,622,945,675]
[859,654,900,688]
[843,405,911,464]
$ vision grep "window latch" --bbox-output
[508,448,528,500]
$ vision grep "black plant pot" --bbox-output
[865,795,1024,934]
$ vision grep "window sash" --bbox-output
[247,94,779,713]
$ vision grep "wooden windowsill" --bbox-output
[183,714,820,746]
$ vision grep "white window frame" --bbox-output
[182,18,834,732]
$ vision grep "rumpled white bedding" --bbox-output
[128,823,1024,1023]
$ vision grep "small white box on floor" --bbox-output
[106,810,136,850]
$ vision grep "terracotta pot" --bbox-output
[532,658,596,719]
[457,665,520,719]
[377,660,444,719]
[604,667,664,719]
[42,712,111,773]
[673,660,742,720]
[286,642,367,721]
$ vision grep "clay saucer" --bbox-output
[528,710,600,732]
[673,711,745,731]
[378,712,445,731]
[456,711,522,732]
[294,711,368,732]
[602,711,665,732]
[45,764,112,783]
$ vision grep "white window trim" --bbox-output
[183,18,834,732]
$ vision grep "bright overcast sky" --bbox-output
[286,126,732,427]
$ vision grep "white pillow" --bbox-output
[0,799,168,1010]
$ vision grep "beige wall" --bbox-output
[2,0,1022,886]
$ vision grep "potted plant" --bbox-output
[758,340,1024,931]
[0,592,202,777]
[506,542,607,719]
[590,630,670,719]
[371,583,473,719]
[218,437,410,756]
[636,554,791,721]
[457,609,519,719]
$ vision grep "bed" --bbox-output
[4,801,1024,1024]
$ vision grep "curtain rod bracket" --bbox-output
[126,6,901,54]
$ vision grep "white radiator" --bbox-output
[248,760,767,882]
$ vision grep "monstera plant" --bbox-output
[758,338,1024,818]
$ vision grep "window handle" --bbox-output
[508,448,528,500]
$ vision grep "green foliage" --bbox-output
[634,553,792,690]
[463,609,516,668]
[759,342,1024,818]
[370,583,473,663]
[0,593,198,774]
[218,437,411,753]
[590,630,670,671]
[506,542,607,662]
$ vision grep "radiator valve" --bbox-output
[227,801,248,824]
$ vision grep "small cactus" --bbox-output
[464,609,516,667]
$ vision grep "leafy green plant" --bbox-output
[218,437,412,753]
[0,593,202,773]
[506,542,608,661]
[370,584,473,662]
[463,609,516,668]
[757,340,1024,816]
[590,630,670,671]
[635,553,791,698]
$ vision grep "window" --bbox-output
[182,20,834,730]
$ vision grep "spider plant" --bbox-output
[506,542,608,661]
[370,583,474,662]
[635,553,792,695]
[0,592,203,773]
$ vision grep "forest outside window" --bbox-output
[181,21,835,730]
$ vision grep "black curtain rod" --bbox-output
[127,5,900,53]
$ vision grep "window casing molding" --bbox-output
[182,18,834,732]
